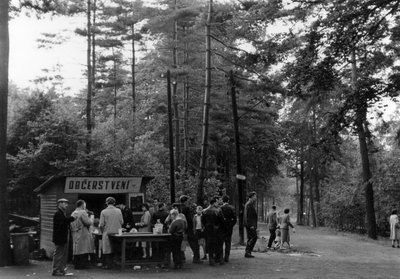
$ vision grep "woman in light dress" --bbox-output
[136,203,152,258]
[389,209,400,248]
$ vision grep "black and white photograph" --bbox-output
[1,0,400,278]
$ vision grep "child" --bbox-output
[273,225,281,250]
[193,205,206,260]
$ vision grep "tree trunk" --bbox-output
[91,0,96,126]
[311,107,320,225]
[0,0,11,266]
[296,164,300,224]
[172,0,181,168]
[173,81,180,167]
[261,191,265,222]
[351,50,377,239]
[229,70,245,245]
[183,26,189,171]
[298,157,305,225]
[113,52,117,148]
[131,22,136,149]
[167,70,175,204]
[197,0,213,206]
[307,142,317,227]
[86,0,92,166]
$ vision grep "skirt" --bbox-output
[281,228,290,243]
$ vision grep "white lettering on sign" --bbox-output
[64,177,142,194]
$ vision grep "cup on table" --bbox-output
[118,228,123,235]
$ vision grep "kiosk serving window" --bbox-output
[129,193,144,212]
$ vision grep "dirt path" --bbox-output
[1,224,399,279]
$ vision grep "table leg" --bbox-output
[121,239,126,269]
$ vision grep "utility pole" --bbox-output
[229,70,245,245]
[166,70,176,204]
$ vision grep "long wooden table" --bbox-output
[109,232,171,269]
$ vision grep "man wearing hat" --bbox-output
[52,198,76,276]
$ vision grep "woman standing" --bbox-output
[280,208,295,249]
[136,203,152,258]
[70,200,94,269]
[389,209,400,248]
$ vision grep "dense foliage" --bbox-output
[4,0,400,238]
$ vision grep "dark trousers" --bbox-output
[245,227,257,254]
[268,228,276,248]
[103,253,114,268]
[171,235,183,267]
[205,234,223,265]
[52,243,68,274]
[223,230,233,260]
[73,253,89,269]
[187,233,200,262]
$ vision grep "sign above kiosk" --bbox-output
[65,177,142,194]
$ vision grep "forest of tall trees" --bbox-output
[2,0,400,266]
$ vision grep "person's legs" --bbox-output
[52,244,65,275]
[224,232,232,262]
[267,229,276,248]
[60,243,69,273]
[245,227,257,257]
[102,253,114,269]
[145,242,151,258]
[214,234,224,264]
[205,235,216,266]
[171,236,183,268]
[188,234,201,262]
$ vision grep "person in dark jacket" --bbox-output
[168,209,186,269]
[244,191,257,258]
[116,203,133,230]
[220,195,237,262]
[151,202,169,231]
[201,196,226,266]
[179,195,202,263]
[151,202,169,261]
[266,205,278,249]
[52,198,76,276]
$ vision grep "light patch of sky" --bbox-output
[9,14,87,93]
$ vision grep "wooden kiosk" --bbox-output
[34,175,153,258]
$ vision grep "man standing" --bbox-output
[168,209,186,269]
[117,203,133,230]
[179,195,202,263]
[202,197,226,266]
[244,191,257,258]
[99,197,123,269]
[266,205,278,249]
[220,195,237,262]
[152,202,169,231]
[52,198,75,276]
[70,200,93,270]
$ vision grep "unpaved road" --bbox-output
[1,224,399,279]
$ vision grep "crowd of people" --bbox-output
[51,192,296,276]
